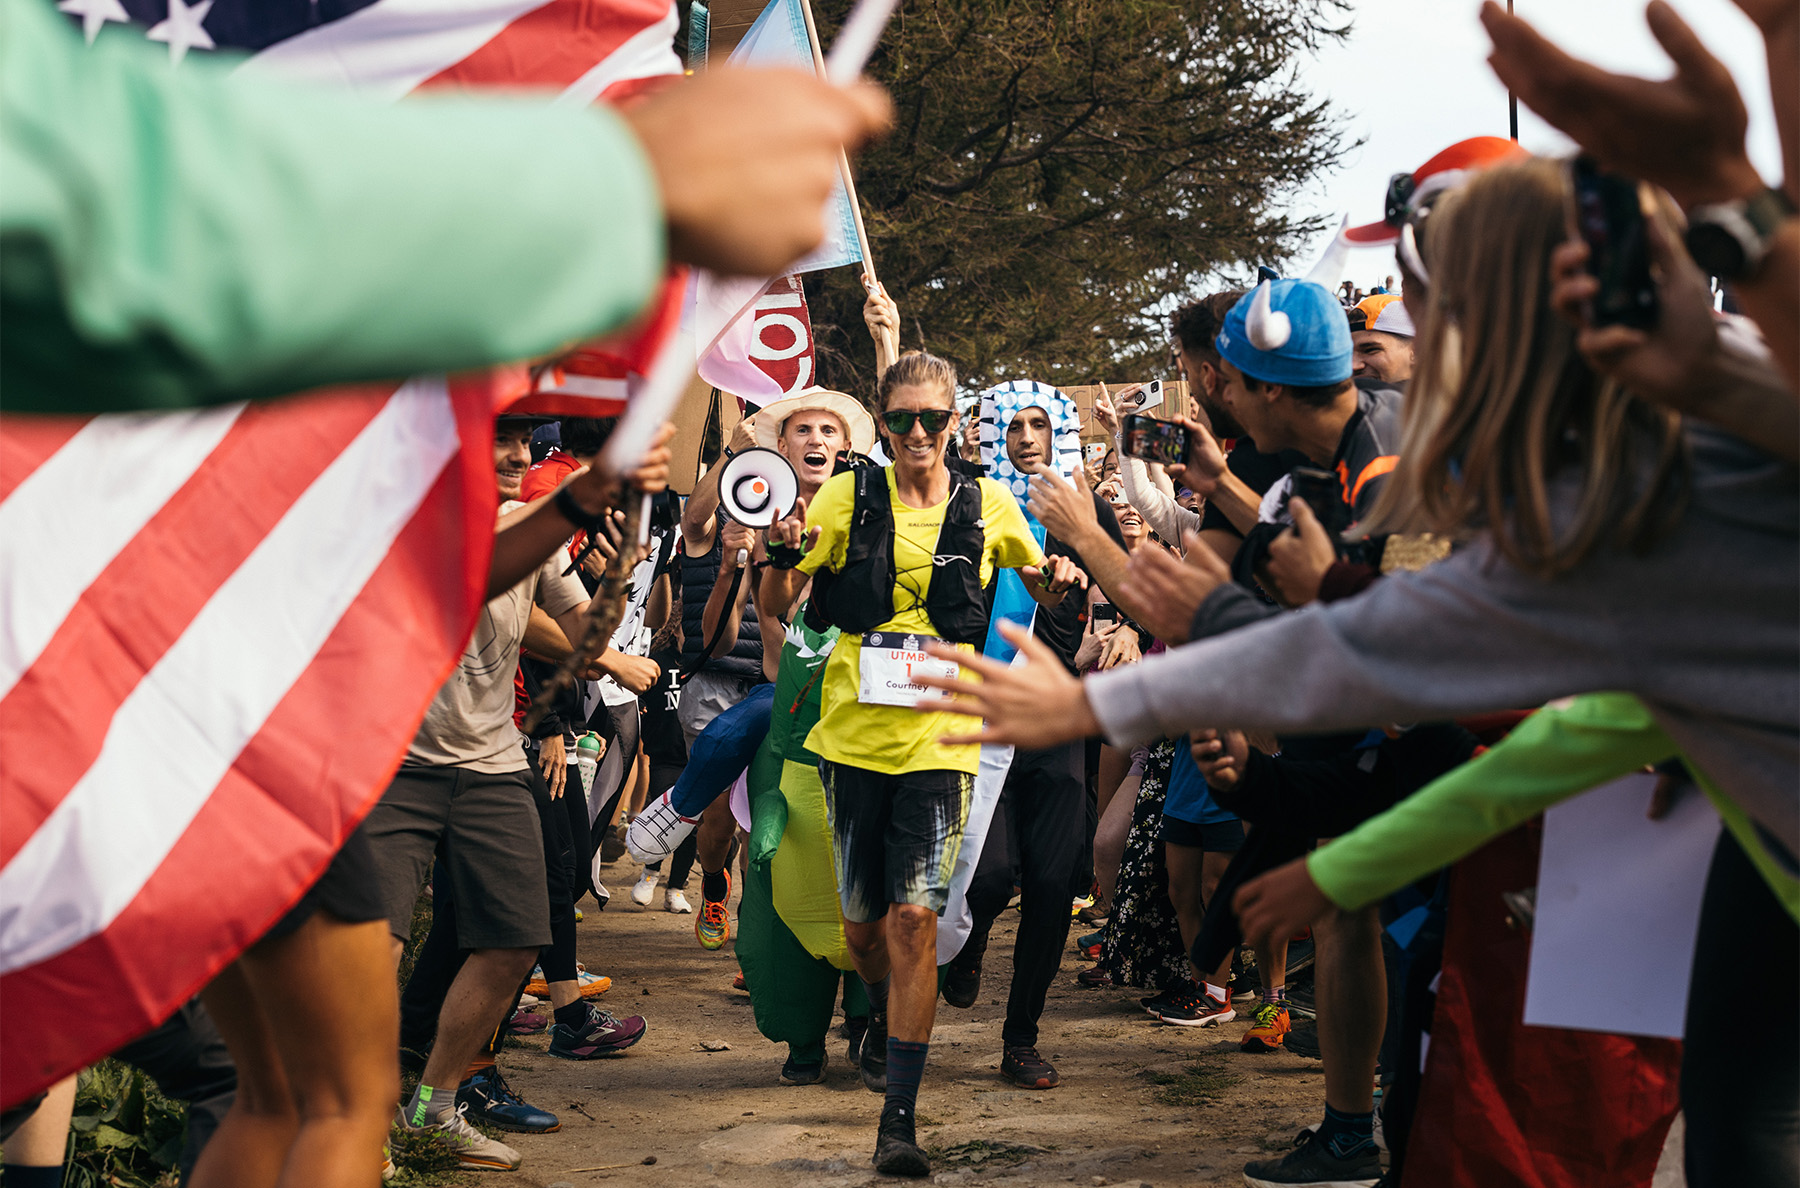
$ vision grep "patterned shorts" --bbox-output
[818,761,973,924]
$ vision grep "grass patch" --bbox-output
[927,1139,1046,1168]
[1142,1057,1241,1107]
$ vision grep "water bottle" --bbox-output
[575,732,602,793]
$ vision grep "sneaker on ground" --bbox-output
[573,906,583,924]
[457,1065,560,1133]
[859,1012,888,1093]
[517,992,542,1008]
[548,1004,648,1059]
[592,882,610,910]
[842,1016,869,1067]
[733,972,748,991]
[526,963,611,999]
[696,871,731,951]
[1074,930,1104,962]
[780,1050,828,1085]
[1075,964,1112,988]
[626,792,699,863]
[1139,987,1188,1016]
[1070,894,1094,918]
[1242,1001,1292,1052]
[1154,990,1235,1027]
[1242,1128,1381,1188]
[942,958,981,1009]
[630,869,657,907]
[1284,933,1316,976]
[872,1119,930,1178]
[665,889,693,914]
[504,1006,548,1035]
[1000,1044,1060,1089]
[394,1103,522,1171]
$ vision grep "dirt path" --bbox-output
[447,861,1331,1188]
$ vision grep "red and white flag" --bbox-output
[0,0,681,1107]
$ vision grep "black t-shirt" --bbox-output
[1033,493,1127,672]
[1197,440,1310,537]
[639,647,688,767]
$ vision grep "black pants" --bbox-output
[1682,832,1799,1188]
[958,742,1088,1048]
[400,757,579,1058]
[113,998,238,1185]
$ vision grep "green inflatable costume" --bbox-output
[735,606,869,1077]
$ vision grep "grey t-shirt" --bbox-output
[407,504,588,773]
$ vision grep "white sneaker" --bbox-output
[395,1103,522,1170]
[630,869,658,907]
[626,791,699,863]
[664,889,693,914]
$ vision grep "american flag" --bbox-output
[0,0,681,1107]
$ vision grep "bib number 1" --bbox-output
[857,631,959,708]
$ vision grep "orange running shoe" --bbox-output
[1241,1000,1291,1052]
[526,963,612,999]
[696,870,731,951]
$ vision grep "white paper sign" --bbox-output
[856,631,958,708]
[1522,773,1720,1039]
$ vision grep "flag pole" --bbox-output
[798,0,879,288]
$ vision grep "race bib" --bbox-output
[857,631,960,707]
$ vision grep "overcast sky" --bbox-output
[1287,0,1782,289]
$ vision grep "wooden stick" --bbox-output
[797,0,878,288]
[520,492,642,733]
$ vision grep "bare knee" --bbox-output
[886,905,936,960]
[843,919,885,964]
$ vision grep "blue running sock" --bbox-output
[1316,1104,1375,1159]
[882,1039,929,1127]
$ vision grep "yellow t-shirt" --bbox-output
[796,467,1042,775]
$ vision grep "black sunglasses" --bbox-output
[881,408,954,435]
[1383,171,1417,227]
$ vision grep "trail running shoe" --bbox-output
[573,906,583,924]
[665,888,693,914]
[1071,894,1094,918]
[696,871,731,950]
[394,1103,522,1171]
[1153,990,1235,1027]
[1075,930,1104,961]
[872,1114,930,1178]
[942,957,981,1009]
[630,869,658,907]
[548,1003,648,1059]
[1000,1045,1060,1089]
[1242,1001,1292,1052]
[457,1065,560,1133]
[1075,964,1112,988]
[626,792,699,863]
[504,1005,548,1035]
[859,1011,888,1093]
[1139,987,1189,1016]
[780,1049,828,1085]
[1242,1128,1381,1187]
[526,963,612,999]
[842,1015,869,1067]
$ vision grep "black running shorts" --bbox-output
[819,761,973,924]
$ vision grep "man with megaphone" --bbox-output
[673,389,879,951]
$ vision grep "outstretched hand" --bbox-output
[1165,416,1230,498]
[1116,530,1229,644]
[1233,857,1336,954]
[1480,0,1762,208]
[1027,467,1099,544]
[912,621,1103,750]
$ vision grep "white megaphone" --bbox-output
[716,447,800,532]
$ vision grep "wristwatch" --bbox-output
[1684,186,1797,281]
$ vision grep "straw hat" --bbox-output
[750,388,877,455]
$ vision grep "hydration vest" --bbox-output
[807,465,990,646]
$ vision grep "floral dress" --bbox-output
[1099,739,1191,992]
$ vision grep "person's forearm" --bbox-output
[645,572,672,631]
[874,327,900,379]
[1729,221,1800,396]
[758,565,809,620]
[3,0,664,413]
[682,464,725,554]
[490,494,605,598]
[523,604,575,660]
[1204,470,1264,537]
[1306,693,1676,909]
[1685,328,1800,460]
[1116,450,1198,544]
[1061,523,1133,611]
[701,554,748,658]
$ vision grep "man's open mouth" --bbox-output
[803,452,829,468]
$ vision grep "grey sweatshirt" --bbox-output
[1087,422,1800,862]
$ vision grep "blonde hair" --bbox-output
[1367,158,1686,578]
[877,351,958,412]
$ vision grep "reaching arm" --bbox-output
[680,417,758,558]
[700,523,757,659]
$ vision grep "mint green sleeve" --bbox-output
[1306,693,1678,910]
[0,0,665,414]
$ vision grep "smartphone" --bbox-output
[1090,602,1118,624]
[1568,155,1658,330]
[1285,466,1352,534]
[1083,441,1108,467]
[1121,379,1164,414]
[1120,413,1189,467]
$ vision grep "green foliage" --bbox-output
[801,0,1354,395]
[59,1061,185,1188]
[1142,1056,1242,1106]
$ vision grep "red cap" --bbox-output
[1345,136,1530,245]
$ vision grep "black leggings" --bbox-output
[1682,831,1799,1188]
[959,742,1089,1049]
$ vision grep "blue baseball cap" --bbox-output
[1215,279,1353,387]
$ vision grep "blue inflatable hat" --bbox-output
[1215,279,1353,387]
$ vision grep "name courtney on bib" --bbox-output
[857,631,960,708]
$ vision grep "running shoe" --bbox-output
[780,1049,828,1085]
[733,972,748,991]
[1242,1128,1380,1187]
[548,1003,648,1059]
[842,1015,869,1067]
[1075,964,1113,988]
[1242,1001,1292,1052]
[1074,930,1104,961]
[393,1103,522,1171]
[1070,894,1095,918]
[1139,987,1188,1016]
[457,1065,560,1133]
[1000,1045,1060,1089]
[1153,990,1235,1028]
[526,963,612,999]
[630,869,658,907]
[696,871,731,951]
[872,1112,929,1178]
[573,906,583,924]
[859,1010,888,1093]
[941,956,982,1009]
[504,1005,549,1035]
[1284,930,1316,976]
[626,792,700,863]
[665,889,693,914]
